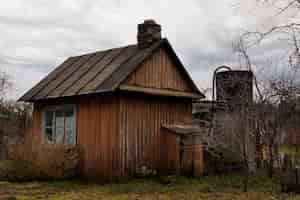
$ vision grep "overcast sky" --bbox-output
[0,0,298,99]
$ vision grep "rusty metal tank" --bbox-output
[216,70,253,106]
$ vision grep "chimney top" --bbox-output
[137,19,162,49]
[144,19,157,25]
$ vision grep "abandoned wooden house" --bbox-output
[19,20,205,181]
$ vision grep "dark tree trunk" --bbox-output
[243,170,249,192]
[268,144,274,178]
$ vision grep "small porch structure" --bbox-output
[161,123,206,177]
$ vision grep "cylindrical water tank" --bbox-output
[216,70,253,106]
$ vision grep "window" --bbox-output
[43,105,76,145]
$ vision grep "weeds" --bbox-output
[0,172,299,200]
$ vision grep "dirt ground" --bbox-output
[0,172,299,200]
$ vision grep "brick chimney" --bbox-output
[137,19,162,48]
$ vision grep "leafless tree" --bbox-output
[196,93,256,191]
[0,70,12,102]
[258,0,300,15]
[233,25,300,178]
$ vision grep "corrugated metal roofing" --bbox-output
[19,39,204,102]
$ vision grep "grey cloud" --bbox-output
[0,0,295,99]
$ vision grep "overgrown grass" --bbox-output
[0,171,299,200]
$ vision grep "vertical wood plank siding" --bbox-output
[119,94,192,176]
[32,95,192,180]
[29,44,197,180]
[160,129,181,174]
[30,96,120,181]
[31,104,43,141]
[76,95,120,181]
[125,48,193,92]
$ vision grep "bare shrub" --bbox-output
[0,70,12,102]
[0,137,82,181]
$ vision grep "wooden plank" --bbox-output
[119,85,202,99]
[193,144,204,177]
[76,95,120,180]
[97,41,162,92]
[95,95,100,178]
[31,104,43,142]
[22,39,204,102]
[120,95,125,176]
[118,93,193,176]
[123,47,196,93]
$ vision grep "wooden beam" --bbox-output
[119,84,202,99]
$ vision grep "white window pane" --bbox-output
[65,121,76,145]
[64,109,75,145]
[65,128,72,144]
[70,130,76,145]
[65,116,73,129]
[55,127,65,144]
[44,106,76,145]
[55,111,64,128]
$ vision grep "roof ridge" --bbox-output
[69,44,137,59]
[92,46,139,93]
[95,40,163,93]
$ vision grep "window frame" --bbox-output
[42,104,77,145]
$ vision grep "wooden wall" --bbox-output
[31,95,121,181]
[76,95,120,181]
[119,93,192,177]
[32,94,192,180]
[31,103,43,142]
[160,129,181,175]
[160,129,205,177]
[30,44,198,180]
[124,48,193,92]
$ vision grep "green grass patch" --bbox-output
[0,172,298,200]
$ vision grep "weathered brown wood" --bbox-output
[119,93,192,176]
[96,41,162,92]
[20,39,203,102]
[193,144,204,177]
[31,104,43,142]
[119,84,202,99]
[125,48,193,92]
[76,94,121,181]
[160,128,205,177]
[27,35,202,181]
[160,128,180,174]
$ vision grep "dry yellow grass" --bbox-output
[0,172,299,200]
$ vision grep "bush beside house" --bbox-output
[0,140,82,181]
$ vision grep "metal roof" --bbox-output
[19,39,204,102]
